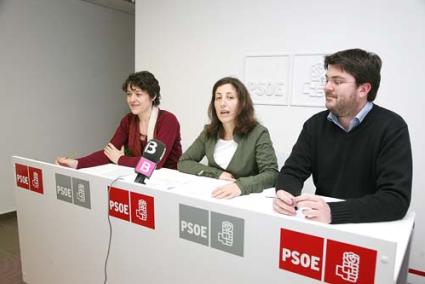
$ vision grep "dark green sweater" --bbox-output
[276,104,412,224]
[178,124,278,195]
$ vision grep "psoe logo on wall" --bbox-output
[15,163,44,194]
[109,186,155,230]
[279,228,377,283]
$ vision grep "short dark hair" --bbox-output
[324,48,382,101]
[122,71,161,106]
[206,77,257,138]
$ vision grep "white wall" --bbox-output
[135,0,425,282]
[0,0,134,213]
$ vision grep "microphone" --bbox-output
[134,139,166,184]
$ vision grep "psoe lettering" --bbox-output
[109,201,129,215]
[282,248,320,271]
[56,185,72,198]
[180,220,207,238]
[17,174,29,184]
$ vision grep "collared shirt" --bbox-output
[327,102,374,132]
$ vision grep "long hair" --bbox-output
[206,77,257,138]
[128,115,142,156]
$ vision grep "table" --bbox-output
[12,156,415,283]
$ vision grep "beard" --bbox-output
[325,93,358,118]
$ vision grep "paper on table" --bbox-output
[142,168,198,190]
[79,164,135,179]
[170,175,231,198]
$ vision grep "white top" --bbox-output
[213,139,238,169]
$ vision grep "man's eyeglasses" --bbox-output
[321,77,356,87]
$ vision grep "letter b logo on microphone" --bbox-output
[145,140,158,154]
[141,139,166,163]
[134,139,166,183]
[136,158,156,177]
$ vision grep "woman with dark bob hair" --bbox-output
[56,71,182,169]
[178,77,278,198]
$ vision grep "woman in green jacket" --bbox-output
[177,77,278,199]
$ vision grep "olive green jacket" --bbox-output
[177,124,278,195]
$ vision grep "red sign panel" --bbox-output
[108,187,130,221]
[15,163,30,190]
[325,239,377,284]
[29,167,44,194]
[130,192,155,229]
[279,228,324,280]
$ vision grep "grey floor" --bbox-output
[0,212,24,284]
